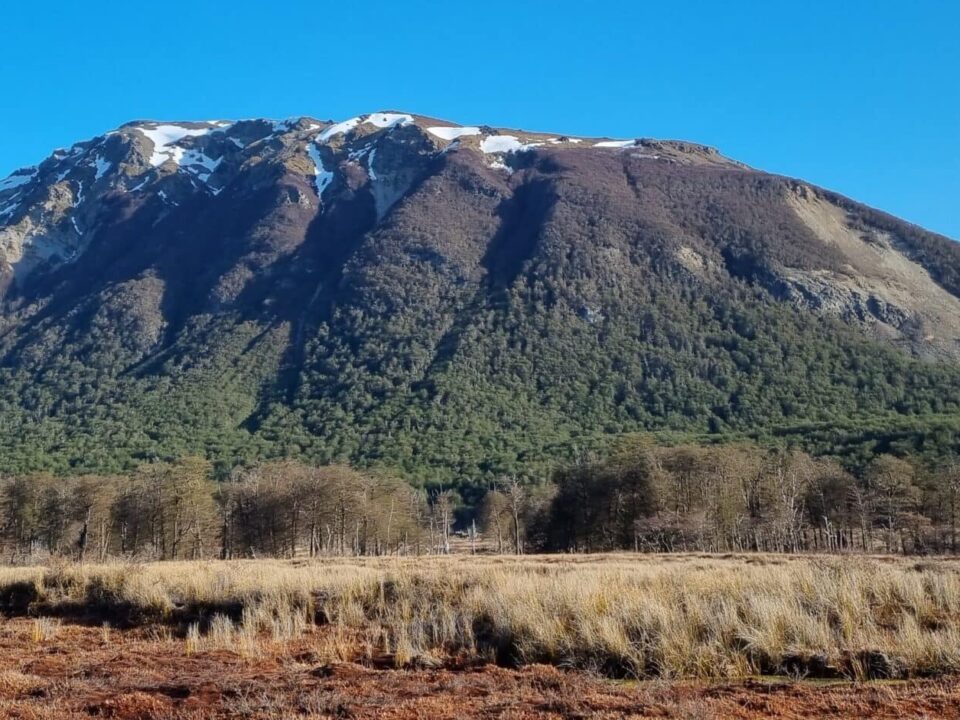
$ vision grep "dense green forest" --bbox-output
[2,278,960,487]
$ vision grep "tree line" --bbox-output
[2,440,959,561]
[0,459,454,562]
[523,439,960,555]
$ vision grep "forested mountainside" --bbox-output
[1,111,959,483]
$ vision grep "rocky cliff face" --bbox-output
[1,111,958,477]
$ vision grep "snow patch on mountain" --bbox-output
[157,189,179,206]
[480,136,542,154]
[180,148,222,184]
[270,118,300,133]
[0,199,20,220]
[306,143,334,196]
[364,113,413,129]
[93,155,112,181]
[595,140,636,148]
[317,117,360,142]
[317,113,414,143]
[137,125,217,168]
[0,168,38,193]
[53,145,85,161]
[427,126,481,141]
[348,144,374,161]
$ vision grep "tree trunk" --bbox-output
[77,507,92,563]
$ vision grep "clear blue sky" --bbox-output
[2,0,957,238]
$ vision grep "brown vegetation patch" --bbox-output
[0,617,959,718]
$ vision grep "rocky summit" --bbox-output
[1,111,959,480]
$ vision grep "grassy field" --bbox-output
[4,553,960,682]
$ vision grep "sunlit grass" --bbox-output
[3,554,960,678]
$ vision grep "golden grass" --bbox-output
[30,616,60,643]
[3,553,960,679]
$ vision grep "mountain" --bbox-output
[1,111,960,481]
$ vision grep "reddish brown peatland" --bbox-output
[0,619,957,720]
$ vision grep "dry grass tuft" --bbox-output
[31,617,60,644]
